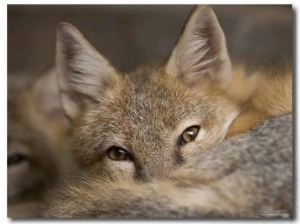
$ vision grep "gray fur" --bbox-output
[42,114,292,218]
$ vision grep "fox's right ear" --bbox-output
[56,22,119,120]
[166,6,231,89]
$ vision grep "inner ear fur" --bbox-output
[166,5,232,89]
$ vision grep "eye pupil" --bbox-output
[180,125,200,146]
[107,147,132,161]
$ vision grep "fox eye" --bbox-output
[107,146,132,161]
[179,125,200,146]
[8,153,27,166]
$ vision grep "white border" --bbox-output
[3,2,297,224]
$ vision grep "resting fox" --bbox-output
[7,70,75,218]
[53,5,291,181]
[39,5,291,218]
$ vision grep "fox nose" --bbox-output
[132,134,180,180]
[135,157,179,181]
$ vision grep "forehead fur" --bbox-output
[83,62,224,133]
[72,62,236,169]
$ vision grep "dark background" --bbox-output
[7,5,292,78]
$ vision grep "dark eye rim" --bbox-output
[7,153,28,166]
[178,125,201,146]
[106,146,133,161]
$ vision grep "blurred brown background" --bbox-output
[7,5,292,78]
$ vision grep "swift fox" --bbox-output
[42,113,292,218]
[53,5,291,183]
[36,5,292,218]
[7,70,75,217]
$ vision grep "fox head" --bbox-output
[56,6,239,181]
[8,71,71,203]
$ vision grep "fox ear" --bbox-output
[30,69,69,143]
[56,22,119,120]
[32,69,66,123]
[166,6,231,89]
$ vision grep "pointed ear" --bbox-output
[32,69,66,123]
[166,6,231,89]
[29,69,69,144]
[56,22,119,120]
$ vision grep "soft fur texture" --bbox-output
[34,5,291,218]
[52,5,291,181]
[54,6,243,181]
[7,70,76,218]
[42,114,292,218]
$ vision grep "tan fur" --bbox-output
[227,64,292,137]
[47,5,292,182]
[26,69,70,147]
[34,5,292,218]
[54,6,242,181]
[42,114,292,218]
[7,71,76,218]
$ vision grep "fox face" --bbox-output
[57,6,239,180]
[8,85,58,203]
[8,71,70,204]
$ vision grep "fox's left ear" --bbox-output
[166,6,231,89]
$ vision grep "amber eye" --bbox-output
[179,125,200,146]
[8,153,27,166]
[107,147,132,161]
